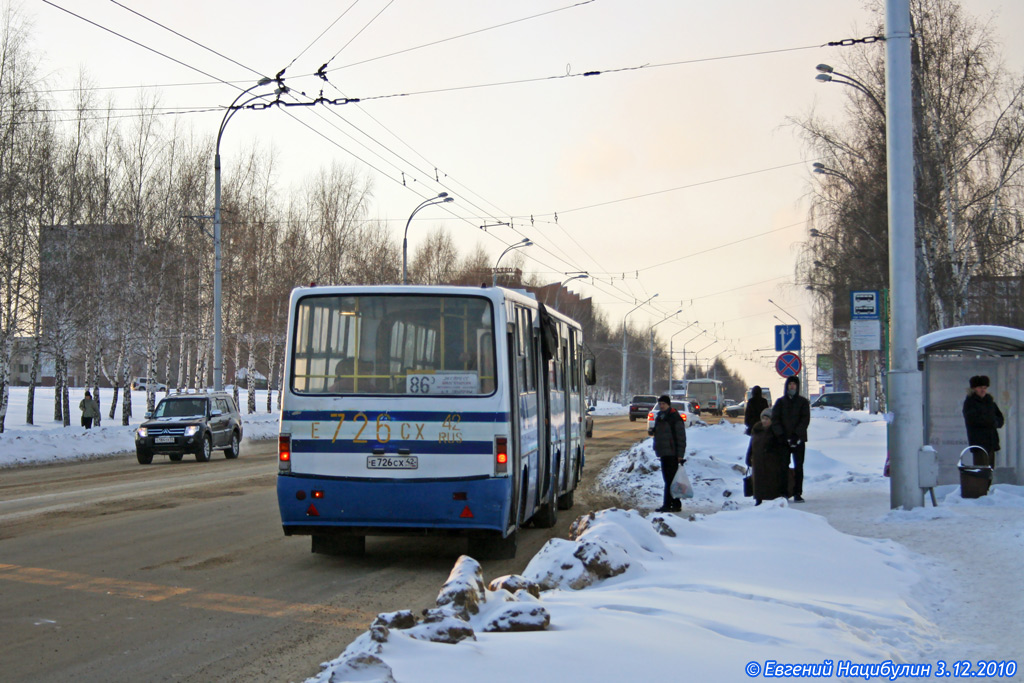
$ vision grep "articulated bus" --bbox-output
[277,285,595,559]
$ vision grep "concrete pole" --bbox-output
[886,0,924,509]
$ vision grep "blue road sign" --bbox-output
[851,290,880,319]
[776,352,802,378]
[774,325,801,352]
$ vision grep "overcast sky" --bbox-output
[27,0,1024,393]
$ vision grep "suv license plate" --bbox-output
[155,436,175,444]
[367,455,418,470]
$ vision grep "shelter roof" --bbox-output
[918,325,1024,354]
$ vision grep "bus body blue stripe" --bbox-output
[277,475,509,532]
[292,439,492,454]
[282,410,509,423]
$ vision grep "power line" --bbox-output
[109,1,269,80]
[285,0,361,70]
[323,0,596,74]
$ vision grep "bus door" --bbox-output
[537,305,560,502]
[512,305,541,522]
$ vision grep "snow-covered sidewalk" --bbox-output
[312,410,1024,682]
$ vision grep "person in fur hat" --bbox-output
[963,375,1004,467]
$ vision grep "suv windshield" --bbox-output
[154,398,207,418]
[292,294,496,396]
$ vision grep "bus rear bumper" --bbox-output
[277,474,511,536]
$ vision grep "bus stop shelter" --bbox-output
[918,325,1023,485]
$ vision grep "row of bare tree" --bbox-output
[793,0,1024,405]
[0,7,676,430]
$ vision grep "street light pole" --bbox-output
[493,238,531,286]
[885,0,923,510]
[554,273,587,310]
[403,193,454,285]
[668,321,698,394]
[649,309,681,393]
[621,294,657,401]
[680,329,708,389]
[214,77,273,391]
[815,64,885,116]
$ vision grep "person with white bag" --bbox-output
[648,394,687,512]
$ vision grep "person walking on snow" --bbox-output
[648,394,687,512]
[771,376,810,502]
[79,390,99,429]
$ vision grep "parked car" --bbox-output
[724,400,746,418]
[722,398,737,408]
[135,392,243,464]
[646,400,700,432]
[629,394,659,422]
[132,377,168,392]
[812,391,854,411]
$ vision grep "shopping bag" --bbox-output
[671,463,694,499]
[743,468,754,497]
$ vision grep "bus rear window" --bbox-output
[291,294,496,396]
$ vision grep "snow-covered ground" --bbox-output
[312,408,1024,683]
[0,386,280,467]
[3,390,1022,681]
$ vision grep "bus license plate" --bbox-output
[155,436,175,444]
[367,455,418,470]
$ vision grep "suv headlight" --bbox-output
[137,427,147,438]
[184,425,200,437]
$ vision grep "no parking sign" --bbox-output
[776,352,801,378]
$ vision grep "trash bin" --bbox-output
[958,446,993,499]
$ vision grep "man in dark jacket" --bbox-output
[771,376,810,502]
[744,386,770,435]
[963,375,1004,467]
[648,394,687,512]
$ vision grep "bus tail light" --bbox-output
[495,436,508,475]
[279,434,292,473]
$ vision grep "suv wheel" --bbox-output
[136,448,153,465]
[224,432,240,459]
[195,434,212,463]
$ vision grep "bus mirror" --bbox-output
[584,358,596,386]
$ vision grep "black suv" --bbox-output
[135,393,243,464]
[811,391,854,411]
[629,395,659,422]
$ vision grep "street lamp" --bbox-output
[692,340,718,376]
[493,238,531,286]
[680,328,708,386]
[403,192,454,285]
[815,64,885,116]
[668,321,698,393]
[621,294,657,401]
[554,273,587,310]
[213,76,274,391]
[649,309,681,393]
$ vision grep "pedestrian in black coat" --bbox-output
[771,376,810,502]
[746,408,789,504]
[648,394,686,512]
[744,385,770,435]
[962,375,1004,468]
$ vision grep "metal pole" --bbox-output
[213,153,222,391]
[620,295,657,401]
[403,193,453,285]
[212,77,272,391]
[886,0,923,509]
